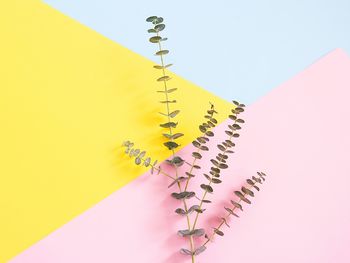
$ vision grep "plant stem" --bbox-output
[202,183,255,246]
[191,112,239,231]
[156,32,196,262]
[183,109,215,192]
[191,134,233,231]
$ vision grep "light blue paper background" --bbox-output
[44,0,350,104]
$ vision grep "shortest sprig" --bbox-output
[122,141,164,176]
[203,172,267,244]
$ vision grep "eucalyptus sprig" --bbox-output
[203,172,267,244]
[119,15,268,263]
[190,102,245,233]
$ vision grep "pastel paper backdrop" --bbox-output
[0,1,232,261]
[10,49,350,262]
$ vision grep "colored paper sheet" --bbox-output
[10,49,350,262]
[0,1,231,261]
[44,0,350,104]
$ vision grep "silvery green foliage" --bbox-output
[119,16,268,263]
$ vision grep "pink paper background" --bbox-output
[10,49,350,262]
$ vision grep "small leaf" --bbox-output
[207,121,215,128]
[225,207,239,217]
[205,131,214,137]
[211,178,222,184]
[178,230,191,237]
[232,100,240,106]
[157,88,177,93]
[185,172,195,178]
[232,123,241,130]
[204,174,211,181]
[192,228,205,237]
[225,130,233,136]
[218,153,228,159]
[211,167,220,174]
[235,107,244,113]
[192,140,201,148]
[229,114,237,120]
[242,186,254,197]
[147,28,156,33]
[246,179,254,185]
[171,191,196,200]
[166,156,184,167]
[200,145,209,151]
[155,50,169,56]
[236,118,245,123]
[252,176,262,184]
[194,246,206,255]
[233,133,240,137]
[234,191,251,204]
[188,205,200,214]
[153,63,173,69]
[163,133,184,140]
[159,100,176,103]
[231,200,243,211]
[199,125,207,133]
[210,159,219,166]
[197,137,207,144]
[151,160,158,174]
[210,118,218,124]
[201,184,213,193]
[217,144,226,151]
[144,157,151,167]
[153,17,164,24]
[157,76,171,82]
[178,228,205,237]
[222,218,230,228]
[202,199,212,203]
[214,228,224,236]
[180,248,192,255]
[168,110,180,118]
[225,140,235,147]
[135,157,141,165]
[164,141,179,150]
[155,23,165,31]
[146,16,157,22]
[149,36,162,43]
[219,163,228,169]
[192,152,202,159]
[160,122,177,128]
[175,208,186,215]
[194,207,206,213]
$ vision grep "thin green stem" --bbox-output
[191,113,239,231]
[183,110,215,192]
[156,32,196,262]
[191,135,233,230]
[202,183,255,246]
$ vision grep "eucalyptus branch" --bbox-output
[146,16,197,262]
[122,141,174,179]
[183,103,218,192]
[120,15,268,263]
[191,101,246,231]
[203,172,267,245]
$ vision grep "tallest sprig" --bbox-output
[146,16,183,154]
[147,16,198,262]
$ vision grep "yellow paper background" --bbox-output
[0,1,231,261]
